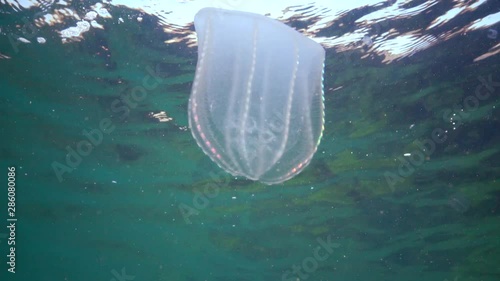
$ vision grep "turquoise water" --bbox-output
[1,1,499,281]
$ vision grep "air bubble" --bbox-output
[487,29,497,39]
[362,35,373,46]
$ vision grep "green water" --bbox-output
[1,3,499,281]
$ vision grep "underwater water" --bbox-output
[0,0,499,281]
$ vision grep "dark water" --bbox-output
[0,1,499,281]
